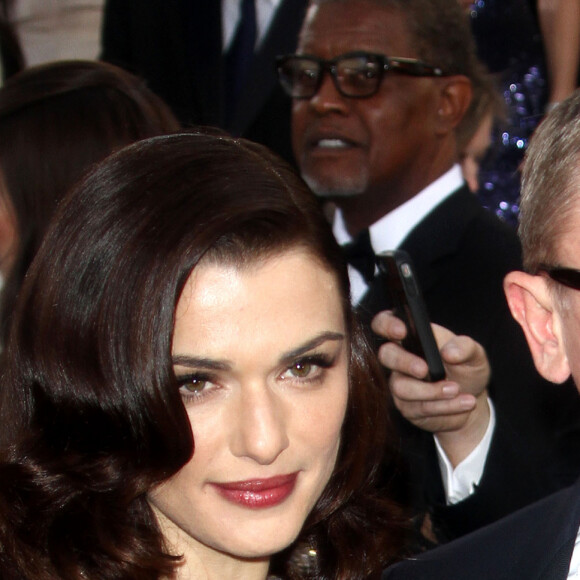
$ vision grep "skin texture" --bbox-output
[505,208,580,392]
[291,1,469,235]
[148,249,349,580]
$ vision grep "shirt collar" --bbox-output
[222,0,283,50]
[334,164,464,252]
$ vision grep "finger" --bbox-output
[414,412,473,434]
[390,373,460,402]
[371,310,407,341]
[431,322,455,348]
[440,335,485,366]
[395,394,477,421]
[378,341,429,379]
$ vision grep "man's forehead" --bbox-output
[297,2,416,57]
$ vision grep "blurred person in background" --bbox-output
[0,59,180,342]
[101,0,308,164]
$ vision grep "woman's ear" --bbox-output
[504,271,571,384]
[434,75,472,135]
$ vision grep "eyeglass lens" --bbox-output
[278,55,383,98]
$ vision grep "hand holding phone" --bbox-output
[376,250,445,382]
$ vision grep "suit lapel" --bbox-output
[357,186,476,321]
[399,186,481,292]
[518,479,580,580]
[540,537,578,580]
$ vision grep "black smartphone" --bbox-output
[376,249,446,382]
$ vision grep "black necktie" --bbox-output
[343,229,376,283]
[225,0,256,126]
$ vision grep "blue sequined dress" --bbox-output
[468,0,548,226]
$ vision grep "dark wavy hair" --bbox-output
[0,132,407,579]
[0,59,181,343]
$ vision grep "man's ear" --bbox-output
[504,271,571,383]
[434,75,472,135]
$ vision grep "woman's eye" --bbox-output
[280,356,332,384]
[177,376,215,401]
[180,378,207,393]
[289,362,313,378]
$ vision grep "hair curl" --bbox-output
[0,132,407,579]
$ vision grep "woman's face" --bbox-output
[148,248,349,567]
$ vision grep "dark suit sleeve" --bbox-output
[382,480,580,580]
[428,404,560,540]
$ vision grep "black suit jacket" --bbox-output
[100,0,308,163]
[358,186,580,540]
[383,477,580,580]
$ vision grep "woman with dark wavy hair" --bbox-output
[0,59,181,343]
[0,132,407,579]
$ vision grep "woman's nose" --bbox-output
[229,383,290,465]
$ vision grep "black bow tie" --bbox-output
[343,229,376,283]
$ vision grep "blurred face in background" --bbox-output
[292,1,445,211]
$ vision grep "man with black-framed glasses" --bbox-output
[384,87,580,580]
[281,0,580,545]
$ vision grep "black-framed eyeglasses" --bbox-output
[537,264,580,290]
[276,51,446,99]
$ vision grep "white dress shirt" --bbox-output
[334,165,494,504]
[334,165,465,304]
[222,0,282,51]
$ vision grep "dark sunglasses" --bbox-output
[276,51,446,99]
[538,265,580,290]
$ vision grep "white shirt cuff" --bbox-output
[435,398,496,505]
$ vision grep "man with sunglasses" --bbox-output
[383,88,580,580]
[277,0,580,543]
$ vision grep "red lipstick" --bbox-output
[212,473,298,509]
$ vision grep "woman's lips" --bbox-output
[212,473,298,509]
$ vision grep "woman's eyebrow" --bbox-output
[279,331,345,364]
[172,332,345,370]
[171,355,231,371]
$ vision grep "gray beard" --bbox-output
[302,170,369,199]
